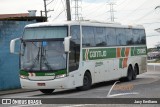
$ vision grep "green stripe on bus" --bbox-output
[83,46,147,61]
[131,47,135,56]
[20,70,29,76]
[121,48,125,57]
[119,58,123,68]
[20,69,67,76]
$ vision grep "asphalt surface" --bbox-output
[0,64,160,107]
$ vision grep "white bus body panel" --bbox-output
[21,71,83,89]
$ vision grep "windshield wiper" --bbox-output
[29,42,53,71]
[40,46,53,71]
[29,46,41,71]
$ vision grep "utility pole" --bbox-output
[44,0,47,18]
[66,0,71,21]
[42,0,54,21]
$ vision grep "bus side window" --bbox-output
[94,27,107,47]
[126,28,134,45]
[69,25,80,72]
[106,28,116,46]
[82,26,95,47]
[116,28,127,46]
[133,29,141,44]
[139,29,146,44]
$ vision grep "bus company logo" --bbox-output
[90,50,107,58]
[84,49,107,60]
[2,99,11,104]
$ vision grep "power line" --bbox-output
[61,0,67,17]
[47,0,54,6]
[83,3,105,17]
[121,0,149,21]
[53,0,59,10]
[42,0,54,19]
[133,9,155,22]
[53,9,66,20]
[82,0,102,9]
[116,0,128,8]
[116,0,131,10]
[52,0,62,16]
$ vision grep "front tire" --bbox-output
[39,89,55,94]
[77,72,92,91]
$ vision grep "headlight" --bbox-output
[20,75,28,79]
[55,74,66,79]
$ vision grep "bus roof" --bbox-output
[25,20,144,29]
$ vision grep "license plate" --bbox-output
[37,83,45,86]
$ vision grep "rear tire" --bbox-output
[39,89,55,94]
[77,72,92,91]
[125,65,133,81]
[133,65,138,80]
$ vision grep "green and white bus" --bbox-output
[10,21,147,94]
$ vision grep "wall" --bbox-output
[0,21,35,90]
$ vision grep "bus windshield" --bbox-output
[23,26,67,40]
[21,26,67,71]
[21,41,66,71]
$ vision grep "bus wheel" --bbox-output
[39,89,55,94]
[133,65,138,80]
[126,65,133,81]
[77,72,92,91]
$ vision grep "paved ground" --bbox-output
[0,64,160,107]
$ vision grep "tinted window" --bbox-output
[82,26,146,47]
[23,26,67,40]
[69,25,80,72]
[94,27,107,46]
[139,29,146,44]
[116,28,126,45]
[125,29,134,45]
[133,29,141,44]
[82,26,95,47]
[106,28,116,46]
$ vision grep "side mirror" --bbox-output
[63,36,71,52]
[10,38,21,54]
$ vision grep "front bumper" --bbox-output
[20,77,72,89]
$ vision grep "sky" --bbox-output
[0,0,160,48]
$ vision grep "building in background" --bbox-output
[0,11,46,90]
